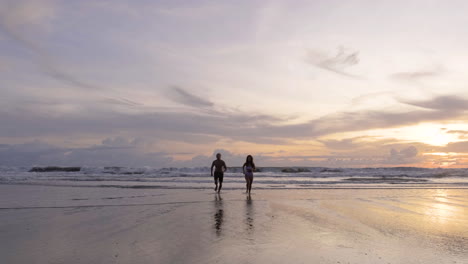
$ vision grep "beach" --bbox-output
[1,184,467,264]
[3,1,468,263]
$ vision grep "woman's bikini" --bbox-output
[245,164,254,180]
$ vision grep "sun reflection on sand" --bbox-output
[424,190,456,225]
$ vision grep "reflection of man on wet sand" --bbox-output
[214,194,223,236]
[211,153,227,193]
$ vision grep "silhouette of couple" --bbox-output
[210,153,256,194]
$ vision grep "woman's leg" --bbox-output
[245,175,249,193]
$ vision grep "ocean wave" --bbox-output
[0,166,467,189]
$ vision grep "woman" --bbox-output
[242,155,256,194]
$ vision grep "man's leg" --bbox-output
[214,176,218,191]
[217,174,223,193]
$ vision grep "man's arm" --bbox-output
[222,161,227,172]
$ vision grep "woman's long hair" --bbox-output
[245,155,254,167]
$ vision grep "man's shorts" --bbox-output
[214,171,224,182]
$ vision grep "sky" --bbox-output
[1,0,468,168]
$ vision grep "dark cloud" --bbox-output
[0,138,442,167]
[306,47,360,78]
[43,62,103,91]
[167,86,214,108]
[2,95,468,145]
[102,97,143,107]
[266,95,467,139]
[0,138,172,167]
[401,96,468,111]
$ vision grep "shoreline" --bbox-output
[1,181,468,190]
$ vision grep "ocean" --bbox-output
[1,166,467,189]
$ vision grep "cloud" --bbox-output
[183,150,345,167]
[319,143,422,167]
[0,141,275,167]
[0,137,172,167]
[318,137,365,150]
[446,130,468,139]
[441,141,468,153]
[167,86,214,108]
[0,1,76,86]
[0,0,141,107]
[446,130,468,134]
[0,142,297,167]
[306,47,360,78]
[2,94,468,146]
[181,149,253,167]
[391,71,438,81]
[87,1,227,19]
[318,136,415,153]
[268,94,468,140]
[315,135,426,166]
[0,137,444,167]
[350,91,396,105]
[401,95,468,111]
[387,146,419,164]
[102,97,143,107]
[390,67,443,82]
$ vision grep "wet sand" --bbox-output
[0,185,467,263]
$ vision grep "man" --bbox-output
[211,153,227,193]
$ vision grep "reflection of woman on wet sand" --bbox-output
[245,194,254,234]
[242,155,256,194]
